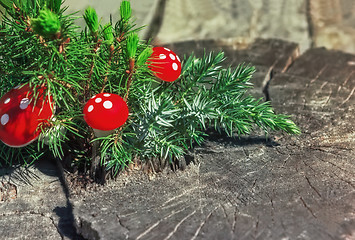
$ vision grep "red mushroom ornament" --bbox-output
[0,84,54,147]
[83,93,129,137]
[148,47,181,82]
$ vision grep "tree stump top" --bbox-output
[72,39,355,240]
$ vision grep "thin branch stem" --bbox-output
[84,39,101,101]
[100,44,115,93]
[124,57,135,102]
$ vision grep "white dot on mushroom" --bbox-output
[4,98,10,104]
[103,93,111,97]
[95,98,102,103]
[159,54,166,59]
[1,114,9,126]
[88,105,94,112]
[172,63,178,71]
[103,101,113,109]
[164,48,171,52]
[177,56,181,62]
[19,98,30,110]
[169,54,176,60]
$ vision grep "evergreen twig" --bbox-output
[0,0,300,180]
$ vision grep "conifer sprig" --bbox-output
[0,0,300,178]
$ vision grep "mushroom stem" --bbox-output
[93,128,115,138]
[39,125,66,145]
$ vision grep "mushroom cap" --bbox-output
[0,84,54,147]
[83,93,129,131]
[148,47,181,82]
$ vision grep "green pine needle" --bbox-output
[126,33,139,59]
[102,23,114,45]
[31,8,61,38]
[83,6,99,34]
[136,47,153,66]
[47,0,62,14]
[120,0,132,22]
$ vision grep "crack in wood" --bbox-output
[231,206,238,235]
[254,215,260,240]
[302,159,317,173]
[299,196,317,219]
[49,215,64,240]
[115,214,130,232]
[251,178,257,189]
[269,204,276,226]
[305,175,322,198]
[266,192,275,213]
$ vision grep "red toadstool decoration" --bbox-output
[148,47,181,82]
[0,84,54,147]
[83,93,129,137]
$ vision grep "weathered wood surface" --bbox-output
[0,160,79,239]
[72,39,355,240]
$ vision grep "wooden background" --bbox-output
[62,0,355,53]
